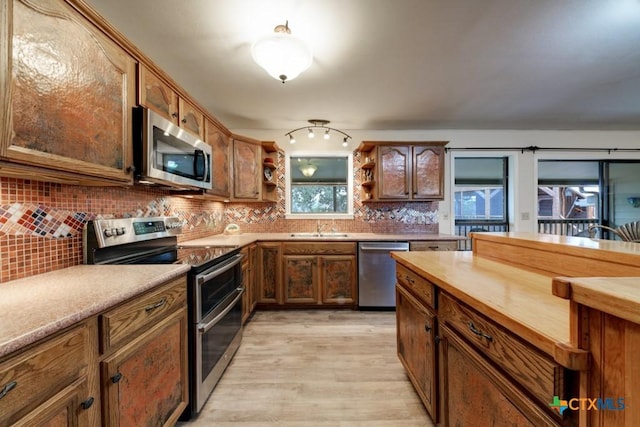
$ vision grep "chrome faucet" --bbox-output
[317,220,327,235]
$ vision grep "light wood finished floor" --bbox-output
[179,310,432,426]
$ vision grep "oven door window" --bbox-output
[198,255,242,318]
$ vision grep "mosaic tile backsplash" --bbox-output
[0,150,439,283]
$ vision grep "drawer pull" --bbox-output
[405,275,415,284]
[435,336,441,345]
[144,298,166,312]
[429,246,439,249]
[0,381,17,400]
[424,323,432,333]
[81,396,95,410]
[468,322,493,342]
[111,372,123,383]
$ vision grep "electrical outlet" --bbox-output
[520,212,530,221]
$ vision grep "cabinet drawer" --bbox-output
[439,293,565,405]
[409,241,458,251]
[100,277,186,353]
[283,242,356,255]
[396,263,435,309]
[0,323,89,426]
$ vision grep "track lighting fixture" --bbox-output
[285,120,352,146]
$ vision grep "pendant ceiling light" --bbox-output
[299,163,318,177]
[251,21,313,84]
[286,120,352,147]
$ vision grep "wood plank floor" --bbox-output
[179,310,433,426]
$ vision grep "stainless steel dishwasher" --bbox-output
[358,241,409,309]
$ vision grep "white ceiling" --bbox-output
[84,0,640,134]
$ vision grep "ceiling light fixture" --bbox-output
[285,119,352,147]
[299,163,318,177]
[251,20,313,84]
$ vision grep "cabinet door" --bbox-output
[139,64,179,123]
[396,284,438,422]
[178,98,205,140]
[6,0,135,183]
[378,145,411,200]
[283,255,319,303]
[412,145,444,200]
[241,251,251,323]
[12,378,93,427]
[439,324,560,427]
[233,138,261,200]
[257,242,281,304]
[206,119,231,198]
[101,309,188,427]
[320,255,357,305]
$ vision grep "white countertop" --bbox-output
[0,264,190,358]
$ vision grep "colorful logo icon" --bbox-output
[550,396,568,415]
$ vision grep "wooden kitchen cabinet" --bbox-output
[357,141,447,201]
[281,242,357,307]
[257,242,282,304]
[232,136,262,200]
[439,322,561,427]
[205,118,232,199]
[99,276,188,426]
[396,284,438,422]
[240,244,257,323]
[0,321,98,426]
[396,264,438,421]
[139,64,205,140]
[2,0,136,185]
[409,240,459,251]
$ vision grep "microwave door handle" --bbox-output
[193,149,206,181]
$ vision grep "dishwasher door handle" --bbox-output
[359,245,409,252]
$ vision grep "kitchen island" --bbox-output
[392,232,640,426]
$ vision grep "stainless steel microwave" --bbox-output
[133,107,212,190]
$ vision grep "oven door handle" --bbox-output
[197,287,244,334]
[196,253,244,285]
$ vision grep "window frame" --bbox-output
[284,152,354,219]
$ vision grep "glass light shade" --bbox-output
[299,164,317,177]
[251,31,313,83]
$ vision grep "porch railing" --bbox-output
[455,221,509,251]
[537,219,598,237]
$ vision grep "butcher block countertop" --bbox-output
[0,264,190,358]
[391,250,570,359]
[180,232,464,247]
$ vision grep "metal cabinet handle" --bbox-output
[435,336,441,345]
[145,298,166,312]
[468,321,493,342]
[111,372,123,383]
[0,381,17,400]
[81,396,95,410]
[405,275,415,284]
[424,323,432,333]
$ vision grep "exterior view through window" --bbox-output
[289,156,349,214]
[454,157,509,249]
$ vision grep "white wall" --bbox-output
[234,128,640,234]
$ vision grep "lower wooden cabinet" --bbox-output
[0,275,189,426]
[257,242,282,304]
[100,308,188,426]
[281,242,357,307]
[409,240,458,251]
[440,323,561,427]
[0,321,97,426]
[396,284,438,421]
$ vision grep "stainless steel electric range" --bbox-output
[83,216,244,419]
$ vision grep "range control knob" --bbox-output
[116,227,126,235]
[104,228,113,237]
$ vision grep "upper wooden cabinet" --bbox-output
[232,136,262,200]
[358,141,448,201]
[205,118,231,199]
[1,0,136,185]
[138,64,204,139]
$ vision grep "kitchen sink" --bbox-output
[289,232,350,238]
